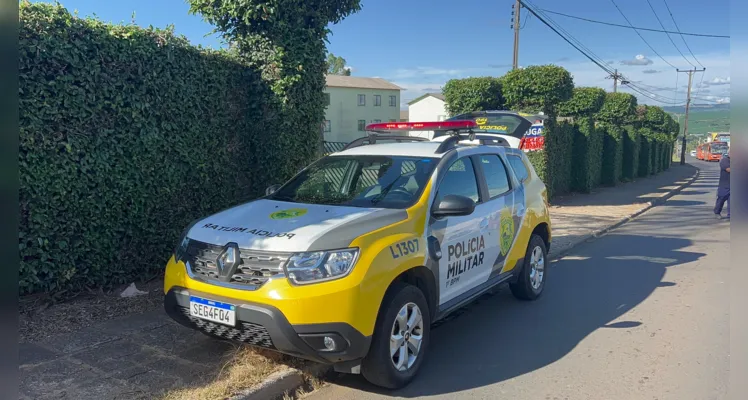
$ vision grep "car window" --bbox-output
[507,154,529,182]
[270,156,437,209]
[435,158,480,204]
[479,155,511,198]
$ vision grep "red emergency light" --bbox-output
[365,120,478,131]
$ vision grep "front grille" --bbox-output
[178,306,275,348]
[185,240,291,289]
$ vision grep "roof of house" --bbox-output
[407,93,445,105]
[325,75,403,90]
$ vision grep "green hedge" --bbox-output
[544,120,575,198]
[442,77,504,116]
[622,125,640,181]
[601,123,624,186]
[570,117,603,192]
[526,150,547,184]
[18,3,321,295]
[638,133,652,177]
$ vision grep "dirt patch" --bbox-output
[19,278,165,343]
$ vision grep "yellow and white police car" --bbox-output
[163,120,552,389]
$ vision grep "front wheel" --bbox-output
[510,234,548,301]
[361,283,431,389]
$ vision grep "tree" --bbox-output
[327,53,351,75]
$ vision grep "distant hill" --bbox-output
[662,103,730,114]
[662,103,729,136]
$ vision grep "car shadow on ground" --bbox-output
[324,234,705,397]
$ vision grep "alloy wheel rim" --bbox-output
[390,302,424,371]
[529,245,545,290]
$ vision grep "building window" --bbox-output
[373,119,381,123]
[389,119,396,122]
[322,120,331,133]
[374,95,382,106]
[358,94,366,106]
[357,120,366,131]
[400,119,407,122]
[389,95,397,107]
[323,93,330,106]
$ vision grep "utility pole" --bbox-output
[512,0,521,70]
[678,67,706,165]
[605,69,627,93]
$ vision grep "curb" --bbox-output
[233,167,700,400]
[230,363,331,400]
[548,167,700,262]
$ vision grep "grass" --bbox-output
[160,346,308,400]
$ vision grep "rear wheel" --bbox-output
[361,283,431,389]
[510,234,547,301]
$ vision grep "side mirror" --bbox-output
[266,184,281,196]
[432,194,475,218]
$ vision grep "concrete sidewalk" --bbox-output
[18,163,699,400]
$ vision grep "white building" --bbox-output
[406,93,448,139]
[323,75,403,143]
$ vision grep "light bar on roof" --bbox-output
[365,120,478,131]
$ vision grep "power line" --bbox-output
[519,1,615,75]
[525,1,617,75]
[644,0,694,67]
[538,8,729,38]
[662,0,706,67]
[608,0,679,69]
[520,10,531,29]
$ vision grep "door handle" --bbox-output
[516,206,526,217]
[480,218,489,229]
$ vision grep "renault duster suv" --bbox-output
[163,120,552,389]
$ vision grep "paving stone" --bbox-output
[95,310,170,336]
[39,327,121,355]
[18,342,61,366]
[19,358,97,398]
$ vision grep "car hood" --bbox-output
[186,199,409,252]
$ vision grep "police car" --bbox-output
[163,120,552,389]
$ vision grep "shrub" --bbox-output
[442,77,504,116]
[558,87,606,193]
[18,2,342,295]
[544,120,575,198]
[600,123,624,186]
[502,65,574,114]
[570,118,604,192]
[596,93,637,125]
[638,131,652,177]
[622,125,640,181]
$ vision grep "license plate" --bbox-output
[189,296,236,327]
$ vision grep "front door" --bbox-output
[430,157,497,305]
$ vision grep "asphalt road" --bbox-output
[306,158,730,400]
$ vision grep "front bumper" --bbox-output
[164,287,371,364]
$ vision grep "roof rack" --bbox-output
[340,133,429,151]
[434,132,511,154]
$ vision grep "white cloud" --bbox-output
[620,54,654,66]
[707,76,730,85]
[390,67,466,80]
[642,69,661,74]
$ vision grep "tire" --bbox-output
[361,282,431,389]
[510,234,548,301]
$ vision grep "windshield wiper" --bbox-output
[370,180,399,205]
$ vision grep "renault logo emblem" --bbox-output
[217,243,240,278]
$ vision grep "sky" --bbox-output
[39,0,731,109]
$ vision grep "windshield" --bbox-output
[269,155,438,209]
[711,143,728,154]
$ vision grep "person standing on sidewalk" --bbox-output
[714,150,730,219]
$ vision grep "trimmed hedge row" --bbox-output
[19,2,354,295]
[445,68,679,201]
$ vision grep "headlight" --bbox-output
[284,248,359,285]
[174,219,199,262]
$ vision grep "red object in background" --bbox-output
[519,135,545,151]
[365,120,478,131]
